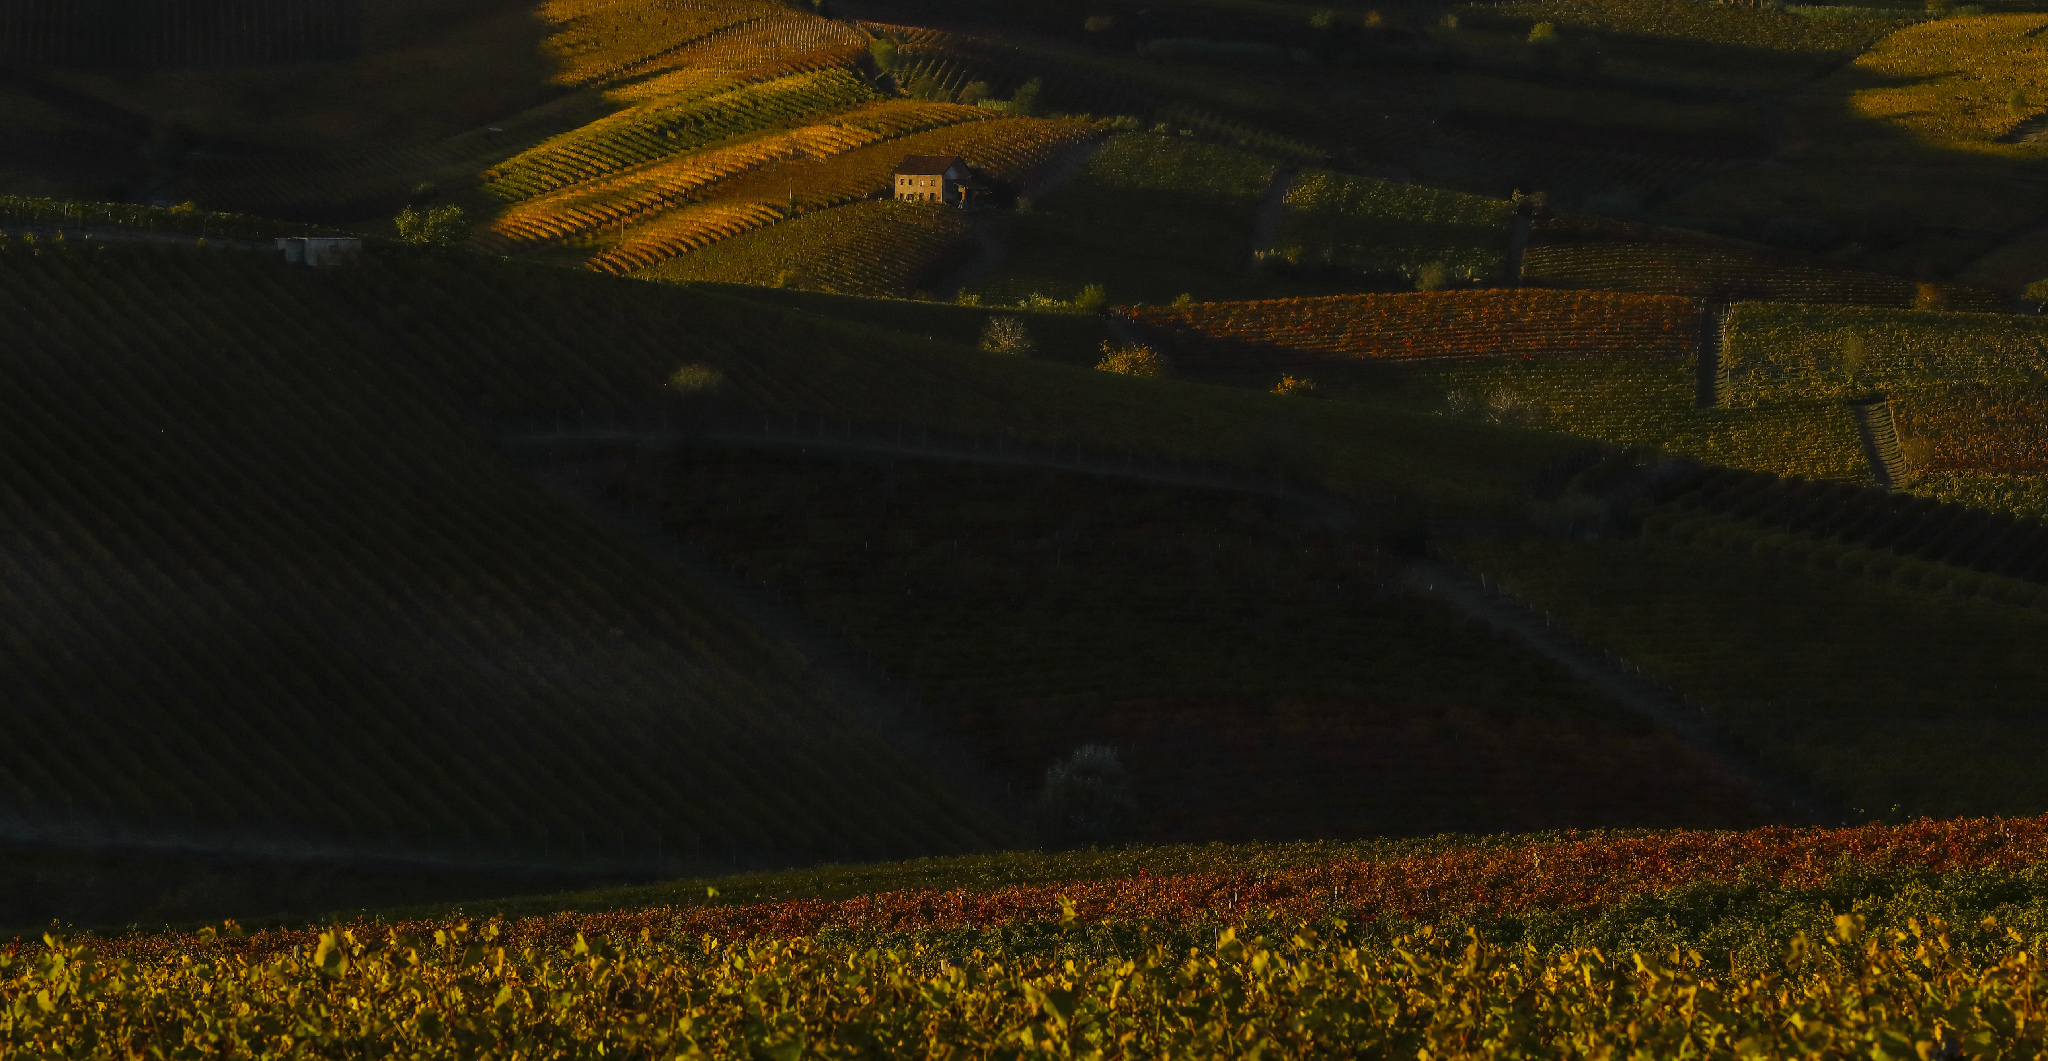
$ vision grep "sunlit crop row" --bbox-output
[487,101,1004,250]
[10,911,2043,1057]
[483,69,879,202]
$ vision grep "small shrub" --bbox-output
[958,81,990,105]
[979,315,1036,356]
[1914,282,1949,312]
[1485,387,1548,427]
[1172,292,1195,307]
[1028,744,1139,846]
[1096,342,1170,377]
[1414,261,1451,292]
[668,363,725,394]
[395,204,466,246]
[1273,375,1319,396]
[1527,21,1558,44]
[1073,283,1107,312]
[2024,278,2048,305]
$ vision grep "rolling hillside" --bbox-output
[0,238,1001,870]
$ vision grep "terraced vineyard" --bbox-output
[0,239,999,867]
[1462,0,1909,89]
[623,9,869,82]
[539,0,790,86]
[1712,303,2048,509]
[1834,13,2048,151]
[1128,290,1701,366]
[1268,170,1514,285]
[482,101,1015,252]
[1524,240,1989,306]
[1722,302,2048,404]
[593,115,1101,273]
[1895,387,2048,475]
[481,69,880,201]
[640,199,974,295]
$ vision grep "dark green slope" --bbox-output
[0,239,998,867]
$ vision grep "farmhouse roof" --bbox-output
[896,154,966,175]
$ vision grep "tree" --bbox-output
[1073,283,1107,312]
[1028,744,1139,846]
[1414,261,1451,291]
[395,204,466,246]
[1011,77,1044,117]
[979,316,1035,356]
[869,38,898,73]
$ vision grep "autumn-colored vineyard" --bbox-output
[1722,301,2048,403]
[481,68,880,202]
[539,0,793,87]
[1841,13,2048,149]
[1525,243,1938,306]
[1127,289,1699,365]
[592,116,1099,273]
[642,198,972,295]
[72,815,2048,964]
[1897,386,2048,474]
[486,99,998,249]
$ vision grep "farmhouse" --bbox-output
[893,154,984,207]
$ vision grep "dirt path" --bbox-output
[1404,559,1841,825]
[495,417,1361,532]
